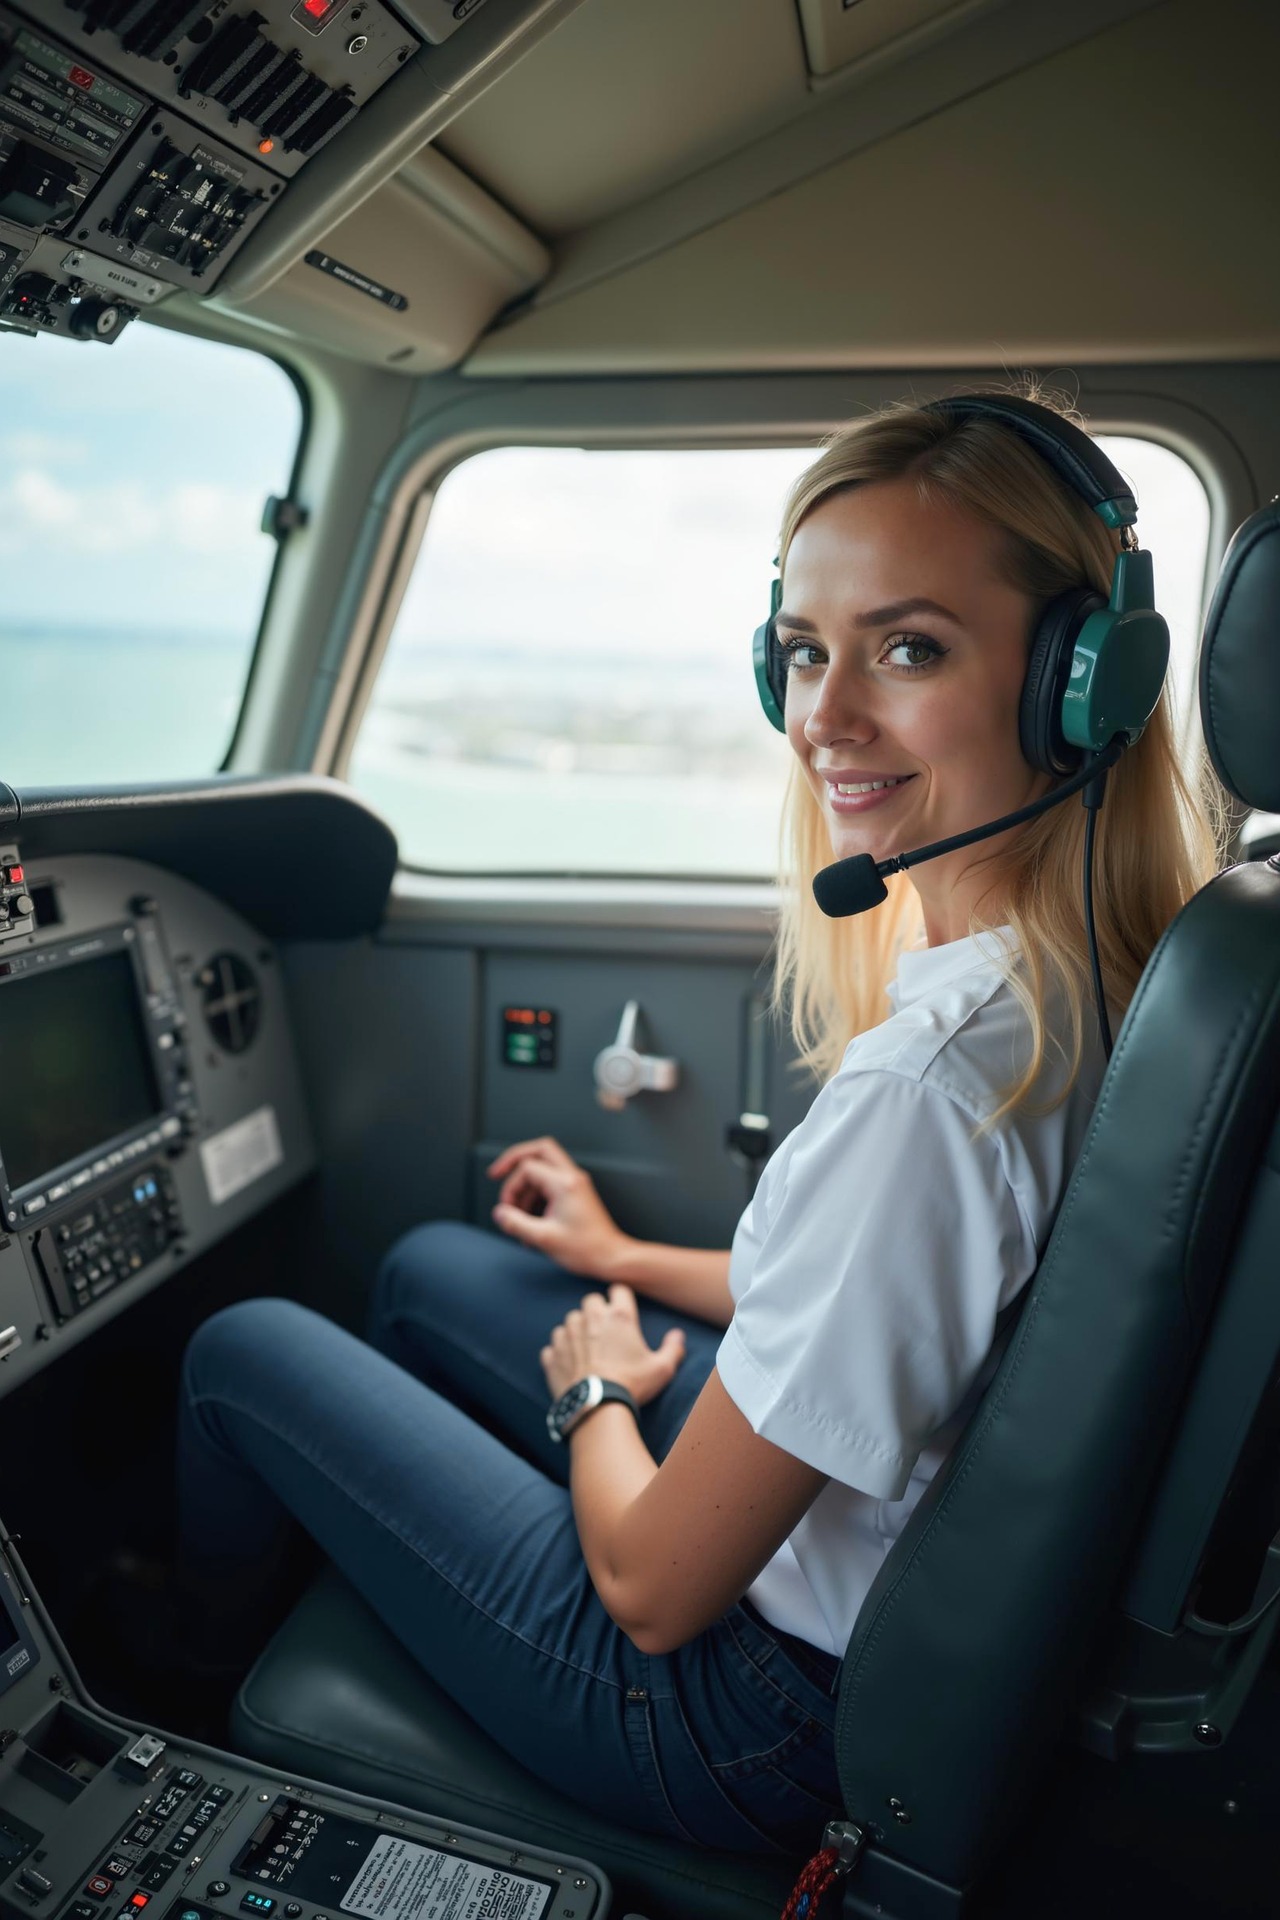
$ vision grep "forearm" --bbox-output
[605,1240,734,1327]
[568,1405,660,1638]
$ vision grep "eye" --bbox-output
[881,634,949,673]
[776,633,824,672]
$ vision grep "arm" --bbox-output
[489,1136,734,1327]
[543,1287,826,1653]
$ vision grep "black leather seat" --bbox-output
[230,504,1280,1919]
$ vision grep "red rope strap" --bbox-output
[780,1843,842,1920]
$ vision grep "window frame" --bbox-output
[217,346,313,771]
[320,376,1248,901]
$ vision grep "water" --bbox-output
[0,629,250,788]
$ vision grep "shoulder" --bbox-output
[841,960,1025,1124]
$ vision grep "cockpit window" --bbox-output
[348,436,1211,880]
[0,323,302,787]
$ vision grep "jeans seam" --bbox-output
[187,1386,625,1694]
[666,1680,791,1855]
[723,1613,830,1725]
[710,1714,825,1781]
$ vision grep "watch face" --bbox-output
[548,1376,598,1441]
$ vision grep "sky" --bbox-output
[0,320,301,639]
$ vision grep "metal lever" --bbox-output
[593,1001,679,1111]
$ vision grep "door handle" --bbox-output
[593,1001,679,1111]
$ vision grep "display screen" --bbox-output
[0,949,162,1191]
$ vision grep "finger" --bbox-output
[488,1136,569,1178]
[497,1157,565,1211]
[491,1203,553,1249]
[581,1291,608,1319]
[659,1327,686,1362]
[607,1284,639,1322]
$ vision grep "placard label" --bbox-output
[200,1105,283,1205]
[305,248,408,310]
[341,1836,551,1920]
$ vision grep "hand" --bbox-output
[541,1285,685,1407]
[488,1136,631,1278]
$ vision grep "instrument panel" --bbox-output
[0,848,315,1396]
[0,1542,609,1920]
[0,0,421,337]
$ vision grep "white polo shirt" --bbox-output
[717,926,1105,1656]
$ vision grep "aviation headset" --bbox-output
[751,393,1170,776]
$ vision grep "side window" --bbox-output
[348,437,1211,879]
[0,324,302,787]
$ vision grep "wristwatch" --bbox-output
[546,1375,640,1444]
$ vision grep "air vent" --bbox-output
[71,0,212,53]
[198,952,262,1054]
[74,0,147,35]
[121,0,214,59]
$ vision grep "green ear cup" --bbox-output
[1062,550,1170,751]
[755,574,786,732]
[753,618,786,732]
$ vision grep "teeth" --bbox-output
[835,776,908,794]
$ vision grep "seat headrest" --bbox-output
[1199,501,1280,811]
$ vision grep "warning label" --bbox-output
[340,1836,552,1920]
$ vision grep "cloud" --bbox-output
[0,465,262,560]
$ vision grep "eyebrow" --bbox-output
[776,596,963,631]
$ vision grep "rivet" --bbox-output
[1193,1722,1223,1747]
[347,33,367,52]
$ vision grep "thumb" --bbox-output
[493,1203,555,1249]
[657,1327,686,1371]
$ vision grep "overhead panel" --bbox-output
[796,0,989,78]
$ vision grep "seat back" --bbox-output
[833,502,1280,1897]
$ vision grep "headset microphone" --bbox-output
[812,738,1127,919]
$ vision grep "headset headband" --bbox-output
[921,395,1138,531]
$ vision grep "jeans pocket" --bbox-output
[710,1712,842,1854]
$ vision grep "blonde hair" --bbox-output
[772,394,1227,1122]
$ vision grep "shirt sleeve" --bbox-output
[717,1069,1034,1501]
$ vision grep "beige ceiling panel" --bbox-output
[240,149,549,370]
[437,0,810,236]
[797,0,992,78]
[469,0,1280,372]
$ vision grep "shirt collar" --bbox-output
[886,925,1018,1010]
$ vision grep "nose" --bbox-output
[800,655,878,751]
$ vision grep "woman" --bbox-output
[178,396,1220,1853]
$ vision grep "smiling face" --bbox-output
[780,477,1051,947]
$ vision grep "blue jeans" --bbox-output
[178,1221,841,1853]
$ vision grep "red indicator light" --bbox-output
[257,137,275,153]
[130,1897,150,1909]
[303,0,331,16]
[7,866,22,884]
[537,1011,551,1024]
[68,64,94,89]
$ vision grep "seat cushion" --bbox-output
[230,1570,807,1920]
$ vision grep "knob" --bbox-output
[70,297,129,341]
[10,894,33,918]
[593,1001,679,1111]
